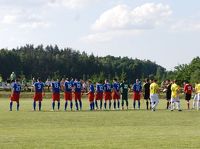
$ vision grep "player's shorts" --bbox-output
[88,92,94,102]
[150,94,159,103]
[104,92,112,100]
[166,93,171,101]
[185,93,191,101]
[112,92,120,100]
[122,94,128,100]
[34,92,43,101]
[133,92,141,100]
[74,92,81,101]
[144,93,150,100]
[197,93,200,101]
[171,96,180,103]
[193,94,197,101]
[95,92,103,100]
[52,93,60,101]
[64,92,72,101]
[10,92,20,102]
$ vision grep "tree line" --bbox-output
[0,44,166,83]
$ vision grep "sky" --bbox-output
[0,0,200,70]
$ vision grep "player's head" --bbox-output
[173,80,177,84]
[37,78,41,82]
[88,80,92,84]
[66,78,69,81]
[136,79,139,83]
[105,79,108,83]
[113,78,117,82]
[153,79,157,83]
[165,79,170,84]
[15,77,20,83]
[145,78,149,83]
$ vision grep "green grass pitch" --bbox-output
[0,95,200,149]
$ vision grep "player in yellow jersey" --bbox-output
[150,79,159,111]
[196,82,200,110]
[193,82,198,109]
[171,80,182,111]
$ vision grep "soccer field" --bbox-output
[0,97,200,149]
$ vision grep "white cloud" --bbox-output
[171,20,200,32]
[81,30,141,43]
[48,0,100,9]
[82,3,172,43]
[92,3,172,31]
[0,6,49,29]
[2,15,17,24]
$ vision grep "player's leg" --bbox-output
[153,95,159,111]
[16,101,19,111]
[75,100,79,110]
[78,99,82,110]
[109,99,112,110]
[58,101,60,110]
[100,99,102,109]
[89,101,92,110]
[138,99,141,109]
[121,99,124,110]
[167,100,170,109]
[145,99,149,110]
[39,101,42,111]
[126,99,129,109]
[133,99,136,109]
[186,100,190,110]
[65,100,68,111]
[193,94,197,109]
[113,99,116,109]
[185,94,189,110]
[104,99,107,110]
[33,101,36,111]
[95,99,98,109]
[52,100,55,110]
[171,98,175,111]
[117,99,120,109]
[176,98,181,111]
[9,100,13,111]
[150,95,155,111]
[197,93,200,110]
[70,100,73,110]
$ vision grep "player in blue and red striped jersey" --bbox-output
[95,81,104,110]
[51,79,61,111]
[10,78,21,111]
[87,80,95,110]
[64,78,73,111]
[112,78,120,110]
[132,79,142,109]
[104,79,112,110]
[73,79,82,110]
[33,78,45,111]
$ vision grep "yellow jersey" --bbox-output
[196,84,200,93]
[150,82,159,94]
[171,83,180,98]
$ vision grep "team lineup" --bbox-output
[9,77,200,112]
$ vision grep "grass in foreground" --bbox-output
[0,98,199,149]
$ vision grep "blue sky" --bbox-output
[0,0,200,70]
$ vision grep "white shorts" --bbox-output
[197,93,200,101]
[171,96,180,103]
[194,94,197,101]
[150,94,159,103]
